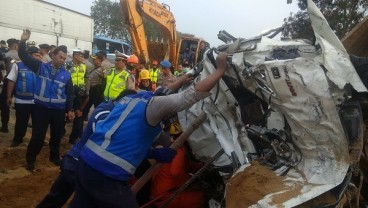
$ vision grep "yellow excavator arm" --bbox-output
[120,0,177,64]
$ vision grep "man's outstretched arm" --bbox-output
[147,52,228,126]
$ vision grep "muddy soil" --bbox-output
[0,107,75,208]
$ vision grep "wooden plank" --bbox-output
[342,17,368,57]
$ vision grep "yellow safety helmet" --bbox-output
[169,121,182,135]
[139,69,150,80]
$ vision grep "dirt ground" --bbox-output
[0,107,75,208]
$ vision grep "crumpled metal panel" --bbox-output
[178,0,366,206]
[178,56,246,167]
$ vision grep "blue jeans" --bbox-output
[69,158,139,208]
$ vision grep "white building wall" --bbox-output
[0,0,93,51]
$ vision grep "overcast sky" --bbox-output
[44,0,299,46]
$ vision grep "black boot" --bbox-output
[26,155,36,171]
[10,140,22,147]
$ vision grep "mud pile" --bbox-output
[226,162,287,207]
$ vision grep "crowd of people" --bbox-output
[0,29,226,208]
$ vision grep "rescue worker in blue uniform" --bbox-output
[69,52,229,208]
[36,89,136,208]
[37,88,179,208]
[7,46,42,147]
[19,29,75,171]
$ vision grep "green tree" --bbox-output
[91,0,164,45]
[91,0,129,41]
[283,0,368,42]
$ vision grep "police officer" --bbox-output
[157,60,177,88]
[103,52,134,101]
[83,53,105,119]
[19,29,75,171]
[68,49,88,144]
[99,50,114,74]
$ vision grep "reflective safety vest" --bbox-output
[15,62,36,100]
[149,68,160,83]
[103,68,130,100]
[69,63,86,87]
[67,100,115,160]
[80,91,162,181]
[34,62,71,109]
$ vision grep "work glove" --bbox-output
[147,147,177,163]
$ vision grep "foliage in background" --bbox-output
[91,0,130,41]
[91,0,167,44]
[283,0,368,42]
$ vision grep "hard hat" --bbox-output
[139,69,150,80]
[169,121,182,135]
[160,60,171,68]
[127,54,139,64]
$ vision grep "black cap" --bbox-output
[0,40,6,45]
[39,44,50,50]
[7,38,19,46]
[98,50,107,57]
[28,46,40,54]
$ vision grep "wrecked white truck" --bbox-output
[178,0,368,207]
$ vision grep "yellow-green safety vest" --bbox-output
[69,63,87,87]
[149,68,160,83]
[104,68,130,100]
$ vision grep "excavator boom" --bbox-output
[121,0,150,62]
[121,0,205,67]
[121,0,177,64]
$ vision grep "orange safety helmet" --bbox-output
[127,54,139,64]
